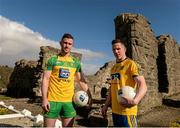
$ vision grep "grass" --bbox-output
[0,94,14,115]
[170,118,180,127]
[0,94,12,100]
[0,107,9,115]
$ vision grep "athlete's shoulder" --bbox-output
[125,58,135,64]
[126,58,141,68]
[50,55,58,59]
[127,58,143,74]
[72,56,81,63]
[47,55,58,64]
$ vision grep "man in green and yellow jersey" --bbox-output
[41,33,92,127]
[101,39,147,127]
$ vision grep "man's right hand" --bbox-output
[42,99,50,112]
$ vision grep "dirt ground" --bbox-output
[0,98,179,127]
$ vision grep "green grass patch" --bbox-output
[170,118,180,127]
[0,107,16,115]
[0,95,12,100]
[0,107,9,115]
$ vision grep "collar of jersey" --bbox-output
[116,57,128,63]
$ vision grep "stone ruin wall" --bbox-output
[86,61,115,99]
[7,46,82,98]
[7,59,39,98]
[114,13,161,113]
[157,35,180,95]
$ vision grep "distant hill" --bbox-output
[0,65,13,90]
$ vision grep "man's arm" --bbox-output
[75,72,88,91]
[104,86,111,107]
[75,72,92,106]
[121,75,147,107]
[101,86,111,118]
[133,75,147,105]
[41,71,51,112]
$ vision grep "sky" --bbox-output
[0,0,180,75]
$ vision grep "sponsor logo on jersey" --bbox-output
[59,68,70,78]
[111,73,121,80]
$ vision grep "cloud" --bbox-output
[72,48,105,61]
[0,15,59,67]
[0,16,105,74]
[81,63,101,75]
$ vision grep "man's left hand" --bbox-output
[120,97,138,108]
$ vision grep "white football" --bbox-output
[117,86,136,102]
[73,91,89,107]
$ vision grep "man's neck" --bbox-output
[59,52,70,57]
[116,56,127,62]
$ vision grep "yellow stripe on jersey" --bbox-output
[127,115,132,127]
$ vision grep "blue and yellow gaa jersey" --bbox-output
[111,58,140,115]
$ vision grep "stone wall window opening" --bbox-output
[100,87,108,99]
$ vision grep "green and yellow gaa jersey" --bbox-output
[45,55,81,102]
[111,58,140,115]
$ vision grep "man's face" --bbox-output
[60,38,73,54]
[112,42,126,60]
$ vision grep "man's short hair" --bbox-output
[111,39,126,46]
[61,33,74,40]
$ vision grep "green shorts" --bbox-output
[44,101,76,118]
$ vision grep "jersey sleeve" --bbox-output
[130,61,140,78]
[73,58,82,72]
[45,56,57,71]
[76,61,82,72]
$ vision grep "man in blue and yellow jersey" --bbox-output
[101,39,147,127]
[41,33,92,127]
